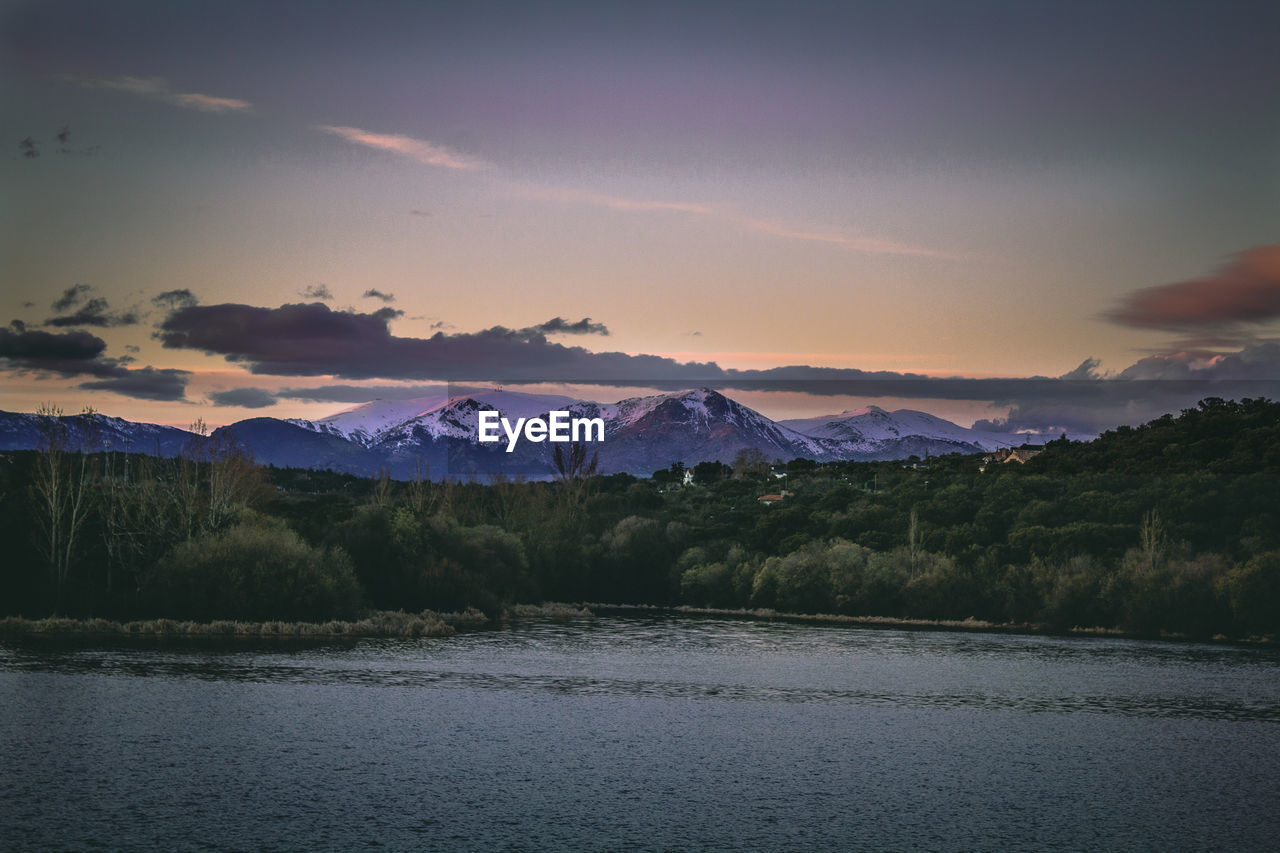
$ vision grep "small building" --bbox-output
[757,489,792,506]
[980,447,1043,471]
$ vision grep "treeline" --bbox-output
[1,398,1278,638]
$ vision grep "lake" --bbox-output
[3,616,1279,851]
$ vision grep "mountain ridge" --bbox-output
[0,390,1074,478]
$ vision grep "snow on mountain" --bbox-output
[588,388,835,470]
[779,406,1016,453]
[288,388,578,447]
[0,410,195,456]
[0,389,1081,481]
[288,394,449,445]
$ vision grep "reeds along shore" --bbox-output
[0,610,472,638]
[3,603,1269,645]
[0,602,595,639]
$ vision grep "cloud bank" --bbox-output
[153,301,1280,433]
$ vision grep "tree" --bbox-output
[732,447,770,478]
[552,441,599,506]
[31,404,96,611]
[692,459,731,485]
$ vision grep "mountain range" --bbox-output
[0,389,1074,479]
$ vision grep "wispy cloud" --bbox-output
[510,183,713,215]
[300,284,334,301]
[61,74,251,113]
[46,284,139,327]
[507,181,959,258]
[318,125,484,170]
[170,93,252,113]
[736,214,957,258]
[313,122,957,257]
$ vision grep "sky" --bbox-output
[3,0,1279,434]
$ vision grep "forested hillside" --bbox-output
[2,398,1277,638]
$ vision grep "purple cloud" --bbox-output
[1106,244,1280,338]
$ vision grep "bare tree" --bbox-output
[406,457,435,518]
[31,404,96,611]
[369,466,393,509]
[551,441,599,508]
[204,436,261,533]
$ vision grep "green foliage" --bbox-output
[152,519,361,621]
[4,397,1279,637]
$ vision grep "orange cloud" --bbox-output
[318,125,485,170]
[171,93,252,113]
[62,74,252,112]
[1107,244,1280,331]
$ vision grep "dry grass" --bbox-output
[504,602,594,620]
[0,609,468,639]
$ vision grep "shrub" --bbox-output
[152,520,362,621]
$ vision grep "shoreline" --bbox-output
[572,603,1276,647]
[1,602,1272,646]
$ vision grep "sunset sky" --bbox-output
[3,0,1278,434]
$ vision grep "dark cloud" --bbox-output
[158,302,712,382]
[1,321,189,401]
[530,317,610,336]
[57,125,70,145]
[208,388,278,408]
[46,298,139,328]
[46,285,138,327]
[409,209,432,217]
[19,136,38,158]
[156,302,1280,435]
[52,284,93,313]
[969,344,1280,434]
[1105,244,1280,339]
[362,289,396,303]
[152,289,200,310]
[78,367,189,402]
[1,322,106,364]
[300,284,334,301]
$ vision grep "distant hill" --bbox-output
[0,389,1089,478]
[0,410,194,457]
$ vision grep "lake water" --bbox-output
[3,616,1279,851]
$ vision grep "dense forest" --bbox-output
[2,397,1278,639]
